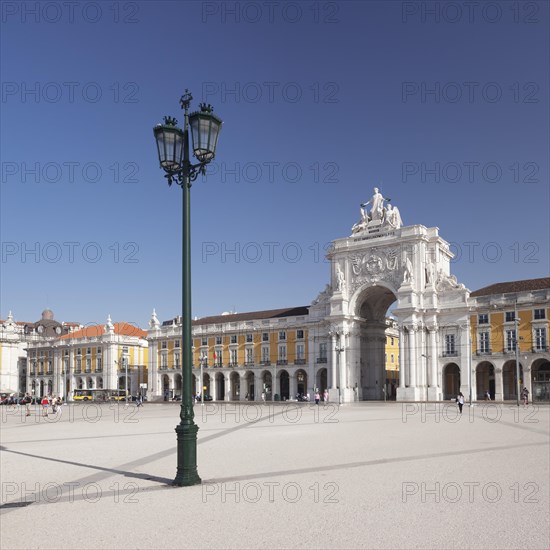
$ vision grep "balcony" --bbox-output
[74,369,82,374]
[260,360,271,366]
[294,359,306,365]
[475,349,492,356]
[533,346,549,353]
[276,360,288,366]
[441,351,458,358]
[316,357,327,364]
[244,361,255,367]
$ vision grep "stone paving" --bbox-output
[0,401,548,550]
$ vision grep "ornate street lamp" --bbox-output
[153,89,222,486]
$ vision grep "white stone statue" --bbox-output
[425,260,435,286]
[335,263,346,291]
[361,187,390,223]
[403,256,413,284]
[385,204,403,229]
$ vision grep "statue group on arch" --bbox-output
[352,187,403,234]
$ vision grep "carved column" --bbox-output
[429,327,438,387]
[399,326,406,388]
[331,334,338,389]
[408,325,418,388]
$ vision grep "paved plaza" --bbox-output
[1,401,548,550]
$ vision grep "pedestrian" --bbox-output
[521,387,529,407]
[485,390,491,401]
[261,391,266,403]
[315,391,320,405]
[456,392,464,414]
[323,389,329,402]
[24,393,31,416]
[41,395,49,417]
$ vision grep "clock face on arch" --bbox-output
[37,325,44,334]
[55,326,62,335]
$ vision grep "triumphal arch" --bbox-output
[309,188,471,402]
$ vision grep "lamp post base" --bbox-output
[173,422,201,487]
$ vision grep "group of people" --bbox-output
[36,394,63,417]
[456,386,530,413]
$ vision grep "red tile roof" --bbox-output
[471,277,550,297]
[59,322,146,340]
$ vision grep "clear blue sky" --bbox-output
[1,0,548,328]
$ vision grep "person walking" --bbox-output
[485,390,491,401]
[323,389,329,403]
[41,395,49,417]
[314,391,320,405]
[521,387,529,407]
[24,393,31,416]
[457,392,465,414]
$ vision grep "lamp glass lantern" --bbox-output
[189,104,223,163]
[154,117,184,173]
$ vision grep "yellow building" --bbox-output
[25,315,148,400]
[147,306,399,402]
[468,278,549,401]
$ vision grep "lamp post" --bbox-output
[153,89,222,487]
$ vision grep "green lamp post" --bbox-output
[153,89,222,486]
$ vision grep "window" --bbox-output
[535,328,547,350]
[478,314,489,325]
[261,346,270,363]
[296,344,305,360]
[86,347,91,354]
[97,347,102,354]
[96,358,102,371]
[161,341,167,350]
[391,354,395,363]
[230,335,237,344]
[63,359,68,374]
[505,311,515,323]
[214,349,222,366]
[160,354,167,368]
[479,332,490,353]
[174,340,180,348]
[215,336,222,345]
[246,333,253,343]
[77,348,81,355]
[174,353,180,368]
[506,330,517,352]
[122,346,129,353]
[319,342,327,360]
[391,337,395,346]
[201,337,207,346]
[534,309,546,320]
[262,332,269,342]
[296,330,304,340]
[76,358,82,372]
[245,348,253,364]
[279,331,286,341]
[278,345,287,361]
[86,358,91,372]
[444,335,456,356]
[230,349,237,365]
